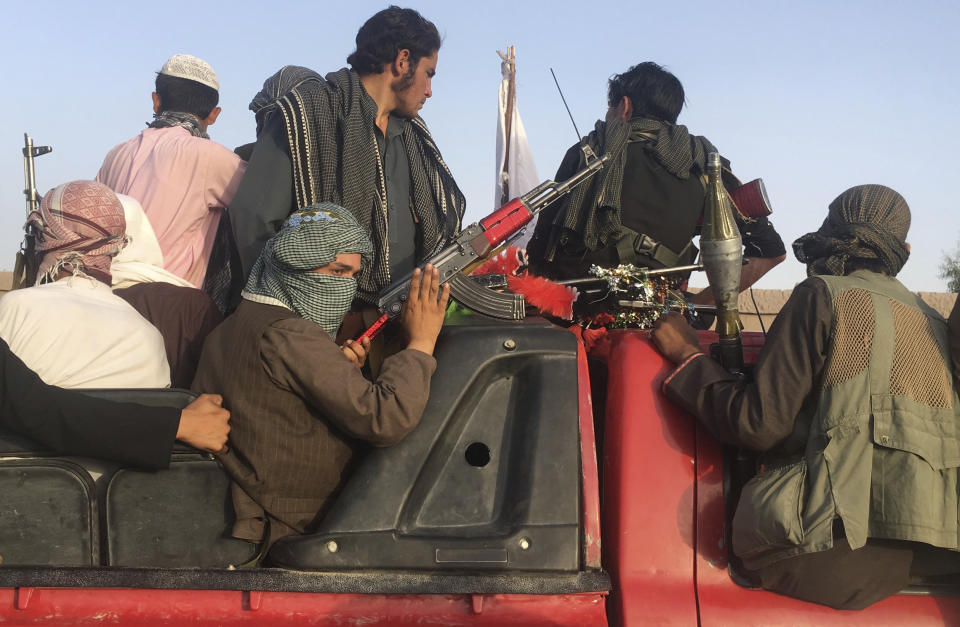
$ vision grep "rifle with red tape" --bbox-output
[357,149,612,341]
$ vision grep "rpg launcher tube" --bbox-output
[701,152,744,373]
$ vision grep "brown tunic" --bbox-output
[192,300,436,543]
[665,276,958,455]
[662,276,833,452]
[114,282,223,388]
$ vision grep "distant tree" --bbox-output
[940,242,960,293]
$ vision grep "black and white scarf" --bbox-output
[548,117,717,253]
[275,68,465,303]
[147,111,208,139]
[249,65,322,136]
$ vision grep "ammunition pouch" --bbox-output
[448,273,526,320]
[614,227,696,269]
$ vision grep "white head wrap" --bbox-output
[110,194,196,290]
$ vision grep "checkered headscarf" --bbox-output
[249,65,321,136]
[28,180,128,285]
[793,184,911,277]
[242,203,373,335]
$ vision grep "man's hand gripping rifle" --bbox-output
[358,150,612,341]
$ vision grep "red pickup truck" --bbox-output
[1,321,958,625]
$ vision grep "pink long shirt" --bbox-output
[97,127,247,287]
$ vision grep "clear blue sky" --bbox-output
[2,0,958,291]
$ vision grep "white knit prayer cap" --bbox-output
[159,54,219,91]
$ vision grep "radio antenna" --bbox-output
[550,68,596,162]
[550,68,582,141]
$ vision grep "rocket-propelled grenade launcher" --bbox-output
[357,150,612,341]
[700,152,744,373]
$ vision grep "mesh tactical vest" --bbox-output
[733,270,960,570]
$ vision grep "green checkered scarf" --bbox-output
[242,203,373,335]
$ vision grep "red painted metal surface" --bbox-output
[574,330,603,569]
[592,329,699,626]
[355,312,389,342]
[0,589,607,626]
[695,416,960,626]
[478,198,531,246]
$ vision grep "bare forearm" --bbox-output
[738,254,786,290]
[690,254,786,305]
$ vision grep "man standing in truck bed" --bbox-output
[228,6,465,312]
[527,62,785,304]
[97,54,247,289]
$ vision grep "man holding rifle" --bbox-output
[193,204,449,548]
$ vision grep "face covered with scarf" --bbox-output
[242,203,374,336]
[27,180,128,285]
[793,184,911,277]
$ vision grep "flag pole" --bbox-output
[497,46,516,206]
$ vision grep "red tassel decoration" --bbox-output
[470,246,576,320]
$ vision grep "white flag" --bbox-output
[495,50,539,247]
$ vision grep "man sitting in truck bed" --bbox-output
[0,181,170,389]
[111,193,223,388]
[192,204,449,549]
[650,184,960,609]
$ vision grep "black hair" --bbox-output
[347,6,441,76]
[841,258,895,276]
[608,62,685,124]
[154,74,219,119]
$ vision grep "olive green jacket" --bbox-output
[733,271,960,569]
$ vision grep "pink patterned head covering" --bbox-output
[28,181,128,285]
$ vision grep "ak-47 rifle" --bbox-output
[13,133,53,289]
[358,150,612,341]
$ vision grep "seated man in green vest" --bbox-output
[649,184,960,609]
